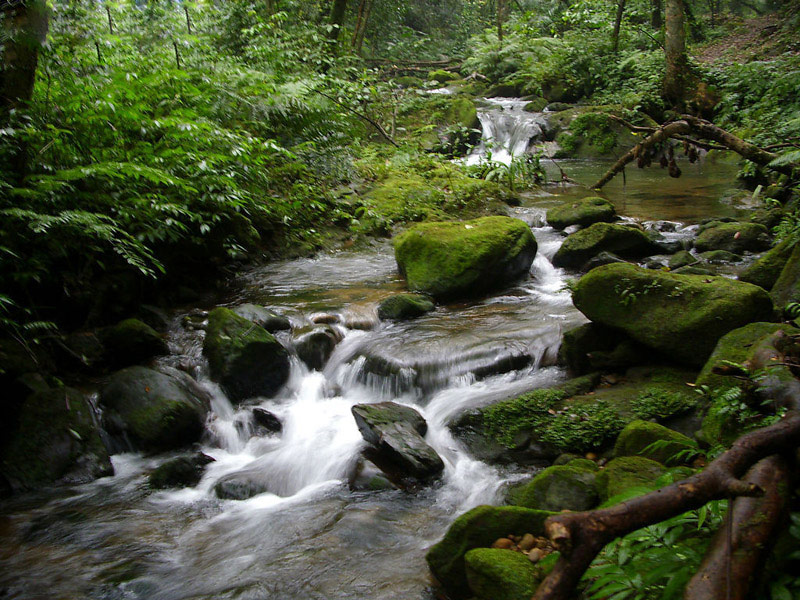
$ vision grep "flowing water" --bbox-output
[0,101,750,600]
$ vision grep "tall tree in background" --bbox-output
[497,0,506,44]
[611,0,626,52]
[651,0,662,27]
[1,0,49,183]
[327,0,348,43]
[663,0,689,107]
[351,0,373,55]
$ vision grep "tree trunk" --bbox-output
[651,0,662,28]
[612,0,626,52]
[1,0,49,183]
[663,0,690,107]
[327,0,348,43]
[351,0,372,55]
[497,0,506,45]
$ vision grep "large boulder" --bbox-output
[572,263,775,366]
[0,387,113,491]
[394,216,537,300]
[377,293,435,320]
[507,464,599,512]
[693,221,771,254]
[738,240,796,290]
[426,505,554,599]
[100,366,210,452]
[546,196,616,230]
[100,318,168,367]
[148,452,214,489]
[771,243,800,314]
[558,322,650,375]
[351,402,443,481]
[203,307,290,402]
[294,326,341,371]
[595,456,665,501]
[465,548,541,600]
[613,420,695,465]
[552,223,658,270]
[214,470,271,500]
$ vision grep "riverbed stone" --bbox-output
[739,239,796,290]
[252,407,282,434]
[377,293,435,320]
[148,453,215,489]
[668,250,695,270]
[572,263,775,366]
[351,402,442,481]
[699,250,742,263]
[0,387,113,491]
[693,221,771,254]
[613,420,696,465]
[203,307,290,402]
[232,304,291,332]
[546,197,616,230]
[558,322,651,374]
[595,456,665,501]
[426,504,554,599]
[101,318,168,367]
[464,548,541,600]
[294,325,341,371]
[507,464,599,512]
[100,366,210,452]
[214,470,271,500]
[394,216,537,300]
[770,243,800,315]
[552,223,658,270]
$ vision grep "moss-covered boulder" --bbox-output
[394,216,537,300]
[426,505,554,598]
[429,69,460,83]
[377,293,435,320]
[613,420,695,464]
[100,366,210,453]
[465,548,541,600]
[148,453,214,489]
[231,304,291,332]
[0,387,113,491]
[596,456,665,501]
[101,318,168,367]
[558,322,650,374]
[693,221,771,254]
[572,263,775,366]
[668,250,696,270]
[203,307,290,403]
[771,243,800,314]
[552,223,658,270]
[546,197,616,230]
[523,97,548,112]
[695,322,799,391]
[739,240,796,290]
[507,464,599,512]
[699,250,742,263]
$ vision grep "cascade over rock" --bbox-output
[394,216,537,300]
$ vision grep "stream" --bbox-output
[0,99,749,600]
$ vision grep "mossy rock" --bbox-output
[231,304,291,332]
[572,263,775,366]
[445,96,480,130]
[394,75,423,88]
[699,250,742,263]
[486,83,522,97]
[565,457,599,471]
[668,250,695,270]
[693,222,771,254]
[426,505,554,599]
[394,216,537,300]
[101,318,168,367]
[465,548,541,600]
[613,420,695,465]
[546,197,616,230]
[429,69,460,84]
[695,322,799,391]
[100,366,210,452]
[771,243,800,315]
[552,223,657,269]
[523,97,548,112]
[558,322,651,375]
[1,387,112,491]
[507,465,599,512]
[377,294,435,320]
[596,456,665,501]
[546,108,646,159]
[739,240,796,290]
[203,307,290,403]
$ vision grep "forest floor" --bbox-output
[696,9,799,64]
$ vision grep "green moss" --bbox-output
[565,458,599,471]
[771,243,800,314]
[507,465,599,512]
[613,420,696,465]
[429,69,461,84]
[464,548,540,600]
[523,97,547,112]
[668,250,695,270]
[546,196,616,230]
[694,222,771,254]
[377,293,435,320]
[572,263,776,366]
[552,223,656,269]
[739,239,796,290]
[426,505,554,599]
[394,216,537,300]
[596,456,665,501]
[699,250,742,263]
[631,387,697,421]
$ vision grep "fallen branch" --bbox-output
[312,89,399,148]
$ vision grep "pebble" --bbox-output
[585,452,598,461]
[527,548,545,563]
[518,533,535,551]
[491,537,515,550]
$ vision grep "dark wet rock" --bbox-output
[648,236,684,254]
[377,294,435,321]
[62,331,106,370]
[572,263,775,366]
[739,239,796,290]
[614,420,695,464]
[232,304,291,333]
[351,402,443,481]
[100,366,210,453]
[214,470,271,500]
[507,464,599,512]
[252,407,282,434]
[1,387,113,491]
[552,223,659,270]
[558,322,651,375]
[203,307,290,403]
[181,309,208,331]
[582,251,628,272]
[699,250,742,263]
[394,216,537,301]
[426,505,554,599]
[349,458,398,492]
[100,318,168,367]
[294,326,342,371]
[693,221,771,254]
[465,548,542,600]
[545,197,616,230]
[148,453,215,489]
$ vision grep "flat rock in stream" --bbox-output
[351,402,443,481]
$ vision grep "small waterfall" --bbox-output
[466,98,549,165]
